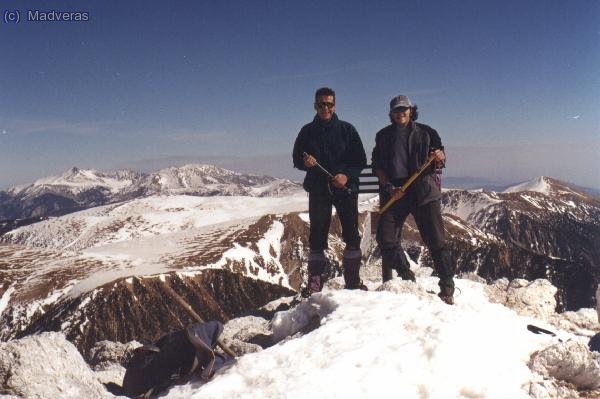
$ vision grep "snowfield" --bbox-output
[164,277,582,399]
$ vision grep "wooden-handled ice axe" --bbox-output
[162,282,237,358]
[378,154,437,214]
[302,152,351,194]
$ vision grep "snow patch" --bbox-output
[297,212,310,223]
[0,286,15,316]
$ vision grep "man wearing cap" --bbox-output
[372,95,455,304]
[293,87,367,295]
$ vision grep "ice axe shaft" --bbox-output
[162,283,237,358]
[302,152,351,194]
[303,152,334,178]
[378,154,436,214]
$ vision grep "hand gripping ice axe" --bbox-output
[378,153,437,214]
[302,152,352,195]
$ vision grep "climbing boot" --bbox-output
[301,251,326,297]
[438,282,455,305]
[438,292,454,305]
[342,247,364,290]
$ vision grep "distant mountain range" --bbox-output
[443,176,600,197]
[0,164,301,221]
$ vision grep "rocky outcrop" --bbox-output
[484,278,557,320]
[549,309,599,338]
[88,340,142,370]
[221,316,272,355]
[528,377,580,399]
[0,332,113,398]
[529,340,600,390]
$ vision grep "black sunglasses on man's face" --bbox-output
[391,106,410,113]
[316,102,335,109]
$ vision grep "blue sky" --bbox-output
[1,0,599,189]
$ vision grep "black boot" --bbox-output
[438,290,455,305]
[343,247,366,290]
[302,251,326,297]
[431,248,455,304]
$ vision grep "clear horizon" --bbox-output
[1,0,599,190]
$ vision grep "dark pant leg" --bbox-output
[333,194,361,249]
[376,196,412,282]
[334,194,362,287]
[413,200,454,294]
[308,194,333,252]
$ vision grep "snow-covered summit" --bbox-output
[502,176,590,199]
[503,176,552,194]
[8,167,139,197]
[145,164,297,196]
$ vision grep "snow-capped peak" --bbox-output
[503,176,551,194]
[502,176,590,199]
[145,164,296,195]
[8,167,135,196]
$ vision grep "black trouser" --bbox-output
[376,191,454,294]
[309,193,361,252]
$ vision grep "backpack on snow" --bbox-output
[121,321,231,398]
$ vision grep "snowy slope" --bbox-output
[0,194,311,306]
[441,188,503,222]
[3,195,308,251]
[165,277,591,399]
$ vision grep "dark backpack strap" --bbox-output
[186,323,218,381]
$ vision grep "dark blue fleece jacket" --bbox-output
[292,113,366,194]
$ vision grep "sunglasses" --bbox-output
[391,106,410,113]
[316,102,335,109]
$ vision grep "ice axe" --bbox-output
[378,153,437,214]
[162,282,237,358]
[302,152,351,195]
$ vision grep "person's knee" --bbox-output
[376,228,396,248]
[423,234,446,252]
[309,224,329,250]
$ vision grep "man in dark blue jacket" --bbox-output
[293,87,367,294]
[372,95,455,304]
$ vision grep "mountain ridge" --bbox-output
[0,164,302,221]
